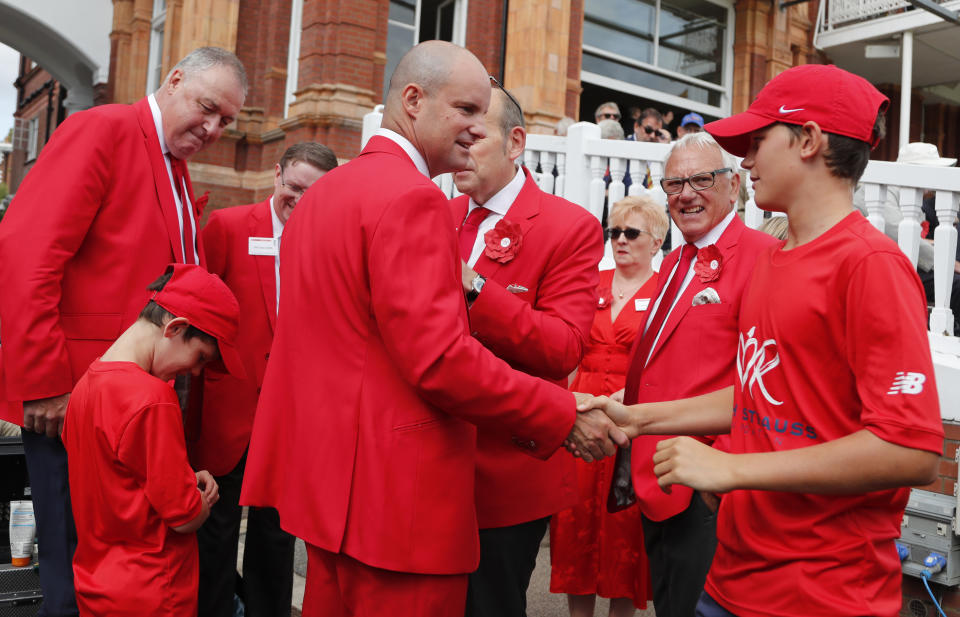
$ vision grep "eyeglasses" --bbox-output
[598,112,621,121]
[607,227,650,241]
[280,168,307,198]
[660,168,732,195]
[489,75,524,118]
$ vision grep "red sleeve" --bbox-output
[201,210,229,279]
[0,112,116,401]
[468,214,603,380]
[845,251,944,453]
[117,402,203,528]
[366,185,575,458]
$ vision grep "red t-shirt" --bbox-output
[62,360,202,617]
[706,213,944,617]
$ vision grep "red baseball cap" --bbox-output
[151,263,246,379]
[705,64,889,157]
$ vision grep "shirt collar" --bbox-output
[468,166,524,216]
[147,94,169,156]
[269,196,283,238]
[692,207,736,249]
[374,128,430,178]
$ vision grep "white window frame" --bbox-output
[284,0,304,117]
[26,117,39,162]
[146,0,167,94]
[581,0,735,118]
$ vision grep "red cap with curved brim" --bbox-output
[705,64,889,157]
[151,263,246,380]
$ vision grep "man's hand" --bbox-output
[574,393,639,439]
[565,406,629,463]
[653,437,733,494]
[23,393,70,438]
[610,388,625,403]
[196,470,220,506]
[461,260,478,293]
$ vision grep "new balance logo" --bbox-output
[888,372,926,395]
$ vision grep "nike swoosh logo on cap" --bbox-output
[779,105,804,113]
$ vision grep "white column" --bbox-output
[284,0,304,118]
[899,30,913,153]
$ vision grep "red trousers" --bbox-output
[303,544,468,617]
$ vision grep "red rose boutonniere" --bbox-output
[484,218,523,264]
[194,191,210,219]
[694,244,723,283]
[597,286,613,311]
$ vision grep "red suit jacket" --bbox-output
[628,215,777,521]
[0,98,202,424]
[240,136,576,575]
[450,168,602,529]
[193,199,276,476]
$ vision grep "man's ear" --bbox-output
[799,121,826,161]
[400,83,426,119]
[165,68,185,95]
[162,316,190,339]
[507,126,526,163]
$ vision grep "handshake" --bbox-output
[563,390,639,462]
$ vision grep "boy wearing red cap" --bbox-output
[583,65,943,616]
[62,264,246,617]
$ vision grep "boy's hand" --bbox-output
[653,437,733,494]
[196,470,219,506]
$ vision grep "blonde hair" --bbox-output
[759,215,789,241]
[609,196,670,242]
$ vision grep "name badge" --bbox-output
[248,237,278,256]
[635,298,650,311]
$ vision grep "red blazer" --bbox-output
[450,168,602,529]
[240,137,576,575]
[628,215,777,521]
[192,199,276,476]
[0,98,202,424]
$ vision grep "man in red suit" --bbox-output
[195,142,338,617]
[617,133,777,617]
[239,41,624,617]
[0,47,246,616]
[449,86,603,617]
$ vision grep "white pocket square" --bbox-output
[692,287,721,306]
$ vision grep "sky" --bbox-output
[0,43,19,142]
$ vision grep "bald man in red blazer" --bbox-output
[240,41,621,617]
[194,143,337,617]
[0,49,246,617]
[449,87,603,617]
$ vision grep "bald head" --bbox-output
[388,41,473,102]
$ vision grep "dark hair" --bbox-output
[280,142,339,173]
[138,271,217,345]
[639,107,663,124]
[780,111,886,183]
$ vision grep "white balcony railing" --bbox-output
[361,111,960,418]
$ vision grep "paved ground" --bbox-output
[242,513,655,617]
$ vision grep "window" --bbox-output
[146,0,167,94]
[26,117,38,162]
[382,0,468,102]
[285,0,305,117]
[581,0,734,117]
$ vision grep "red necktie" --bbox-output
[458,206,491,262]
[168,154,196,264]
[608,243,699,512]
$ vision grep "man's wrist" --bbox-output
[466,273,486,303]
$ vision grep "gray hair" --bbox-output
[664,131,737,176]
[168,47,248,97]
[555,116,575,137]
[599,119,624,140]
[594,101,621,119]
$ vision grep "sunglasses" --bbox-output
[489,75,523,118]
[642,125,657,135]
[599,112,621,120]
[607,227,650,241]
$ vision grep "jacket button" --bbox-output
[265,352,270,360]
[256,387,261,394]
[528,440,536,449]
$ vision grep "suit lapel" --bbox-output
[646,215,746,364]
[250,200,278,331]
[471,167,540,279]
[136,98,184,263]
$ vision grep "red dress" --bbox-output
[549,268,657,608]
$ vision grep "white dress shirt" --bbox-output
[147,94,198,265]
[270,197,284,313]
[374,128,430,178]
[463,167,525,267]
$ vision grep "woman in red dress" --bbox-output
[550,195,669,617]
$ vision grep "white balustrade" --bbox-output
[608,156,627,206]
